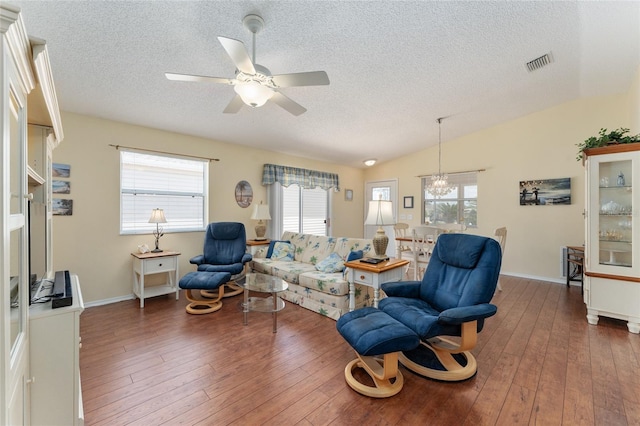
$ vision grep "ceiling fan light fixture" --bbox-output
[234,81,273,107]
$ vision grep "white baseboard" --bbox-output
[500,271,566,285]
[83,273,571,309]
[84,293,135,308]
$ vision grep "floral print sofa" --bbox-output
[250,231,373,320]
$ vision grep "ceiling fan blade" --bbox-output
[223,95,244,114]
[217,36,256,75]
[165,72,232,84]
[271,71,330,88]
[270,91,307,116]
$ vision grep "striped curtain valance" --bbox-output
[262,163,340,191]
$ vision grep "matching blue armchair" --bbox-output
[180,222,252,314]
[378,233,502,381]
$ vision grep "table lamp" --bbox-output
[364,198,395,259]
[251,201,271,240]
[149,208,167,252]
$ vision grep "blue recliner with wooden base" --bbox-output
[179,222,252,314]
[378,233,501,381]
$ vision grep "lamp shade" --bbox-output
[250,203,271,221]
[148,208,167,223]
[364,200,394,226]
[234,81,274,107]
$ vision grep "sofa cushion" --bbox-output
[298,270,351,296]
[270,262,317,284]
[250,257,273,275]
[271,241,295,261]
[333,238,373,259]
[300,235,337,264]
[266,240,290,258]
[315,252,345,273]
[281,232,310,261]
[347,250,364,261]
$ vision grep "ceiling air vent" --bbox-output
[526,53,553,72]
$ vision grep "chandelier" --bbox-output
[427,117,454,197]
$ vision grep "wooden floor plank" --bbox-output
[76,276,638,425]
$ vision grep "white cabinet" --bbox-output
[583,144,640,333]
[29,275,84,426]
[1,4,64,423]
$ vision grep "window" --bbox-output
[282,184,329,236]
[263,164,338,238]
[422,172,477,227]
[120,150,208,234]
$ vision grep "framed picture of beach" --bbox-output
[52,163,71,178]
[519,177,570,206]
[52,198,73,215]
[52,180,71,194]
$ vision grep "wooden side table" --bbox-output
[131,250,181,308]
[344,258,410,311]
[566,245,584,291]
[246,239,271,255]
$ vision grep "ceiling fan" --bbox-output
[165,14,330,116]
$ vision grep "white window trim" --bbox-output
[119,149,209,235]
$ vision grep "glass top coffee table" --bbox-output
[241,273,289,333]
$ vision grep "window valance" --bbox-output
[262,163,340,191]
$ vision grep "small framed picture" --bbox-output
[52,163,70,178]
[345,189,353,201]
[404,196,414,209]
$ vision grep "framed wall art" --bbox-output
[52,198,73,215]
[235,180,253,208]
[52,180,70,194]
[52,163,70,178]
[519,177,571,206]
[404,196,414,209]
[345,189,353,201]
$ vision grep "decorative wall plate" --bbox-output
[235,180,253,208]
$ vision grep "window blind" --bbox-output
[120,150,208,234]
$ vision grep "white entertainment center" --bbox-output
[2,4,83,425]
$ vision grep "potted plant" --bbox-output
[576,128,640,161]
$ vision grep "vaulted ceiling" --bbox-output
[11,1,640,168]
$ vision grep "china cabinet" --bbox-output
[583,144,640,333]
[1,4,66,424]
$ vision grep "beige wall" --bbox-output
[363,92,633,282]
[53,67,640,304]
[629,65,640,133]
[51,112,364,304]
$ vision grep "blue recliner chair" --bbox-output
[180,222,252,314]
[378,233,502,381]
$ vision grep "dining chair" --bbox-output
[494,227,507,291]
[437,223,467,233]
[393,223,411,258]
[404,227,437,280]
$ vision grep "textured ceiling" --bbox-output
[10,1,640,168]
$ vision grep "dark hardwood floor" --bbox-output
[79,276,640,425]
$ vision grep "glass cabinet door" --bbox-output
[587,149,639,277]
[597,159,632,267]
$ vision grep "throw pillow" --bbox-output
[347,250,364,261]
[315,252,345,273]
[267,240,290,258]
[271,242,295,261]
